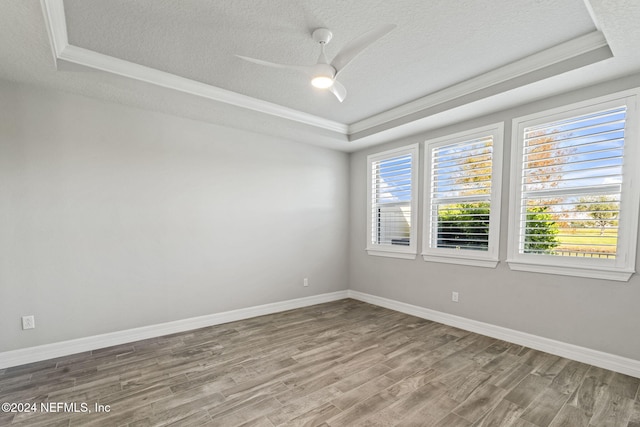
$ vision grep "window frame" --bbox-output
[507,89,640,281]
[366,143,419,259]
[421,123,504,268]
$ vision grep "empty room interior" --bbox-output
[3,0,640,426]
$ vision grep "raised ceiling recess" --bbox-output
[35,0,622,145]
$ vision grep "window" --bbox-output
[422,124,504,267]
[367,144,419,259]
[508,90,640,281]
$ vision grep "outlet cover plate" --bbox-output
[22,315,35,330]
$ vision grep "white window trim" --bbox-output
[507,89,640,281]
[421,123,504,268]
[366,143,419,260]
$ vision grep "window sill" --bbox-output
[366,249,417,260]
[422,254,498,268]
[506,260,634,282]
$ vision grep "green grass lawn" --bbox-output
[555,228,617,255]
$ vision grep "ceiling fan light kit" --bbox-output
[311,75,334,89]
[310,62,336,89]
[237,24,396,103]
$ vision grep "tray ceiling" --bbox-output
[61,0,596,125]
[2,1,640,150]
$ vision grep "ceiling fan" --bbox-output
[236,24,396,103]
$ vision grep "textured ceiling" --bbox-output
[63,0,596,123]
[1,1,640,151]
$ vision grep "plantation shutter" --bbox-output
[518,106,626,258]
[371,152,413,246]
[429,136,493,251]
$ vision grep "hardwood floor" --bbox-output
[1,299,639,427]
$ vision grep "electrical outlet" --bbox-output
[22,315,35,330]
[451,292,459,303]
[303,278,309,287]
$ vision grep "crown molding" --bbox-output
[348,31,610,136]
[40,0,610,143]
[39,0,348,134]
[40,0,67,64]
[58,44,349,133]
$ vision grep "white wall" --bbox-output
[0,80,349,352]
[349,73,640,361]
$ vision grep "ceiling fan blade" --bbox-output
[329,80,347,102]
[236,55,315,76]
[331,24,396,76]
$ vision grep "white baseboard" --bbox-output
[0,290,349,369]
[4,289,639,379]
[347,290,640,379]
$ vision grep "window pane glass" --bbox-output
[371,153,413,246]
[519,106,625,258]
[429,136,494,252]
[521,195,619,258]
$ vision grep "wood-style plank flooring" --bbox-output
[1,299,639,427]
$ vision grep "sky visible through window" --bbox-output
[523,107,625,192]
[376,155,412,203]
[431,137,493,198]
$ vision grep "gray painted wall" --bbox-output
[0,81,349,352]
[3,71,640,362]
[349,73,640,361]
